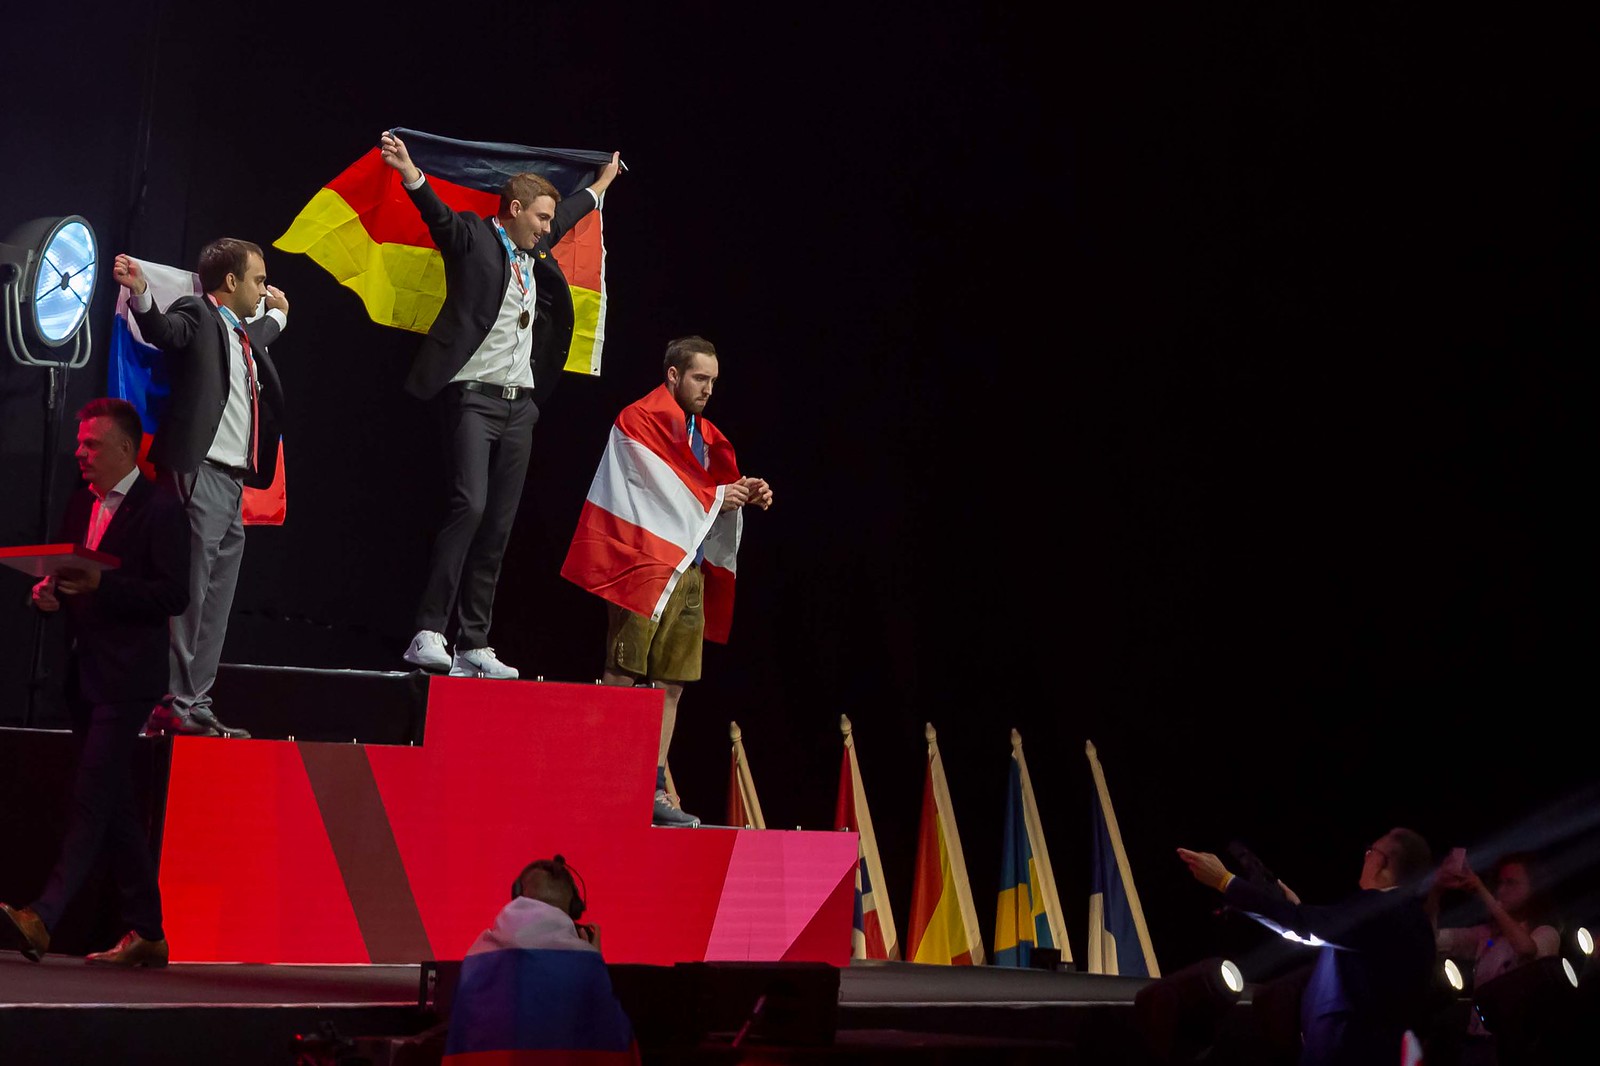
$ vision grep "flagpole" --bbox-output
[1012,729,1072,963]
[729,721,765,829]
[841,715,899,960]
[1085,740,1159,977]
[927,723,986,965]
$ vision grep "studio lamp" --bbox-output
[2,213,98,727]
[1133,956,1247,1063]
[1473,953,1580,1059]
[1,214,98,365]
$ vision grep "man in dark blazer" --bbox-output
[1178,828,1438,1066]
[113,241,290,738]
[379,131,620,680]
[1,398,189,967]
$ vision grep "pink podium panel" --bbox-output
[158,678,857,964]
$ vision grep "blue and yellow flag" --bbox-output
[1086,740,1159,976]
[994,730,1070,967]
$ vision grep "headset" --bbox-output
[511,854,587,922]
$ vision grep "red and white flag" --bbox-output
[561,383,742,642]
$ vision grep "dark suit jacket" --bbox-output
[131,295,284,486]
[54,475,190,705]
[1226,878,1436,1066]
[403,178,596,404]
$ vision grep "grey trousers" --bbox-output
[165,463,245,715]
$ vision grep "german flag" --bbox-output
[274,128,615,376]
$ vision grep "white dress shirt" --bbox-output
[404,171,601,389]
[86,466,142,550]
[129,288,287,469]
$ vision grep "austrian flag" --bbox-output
[562,384,742,642]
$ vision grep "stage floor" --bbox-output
[0,954,1149,1065]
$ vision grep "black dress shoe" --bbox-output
[141,705,220,738]
[188,707,251,739]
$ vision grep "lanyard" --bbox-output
[492,219,532,296]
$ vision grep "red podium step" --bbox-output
[157,677,856,965]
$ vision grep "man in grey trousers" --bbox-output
[113,240,289,738]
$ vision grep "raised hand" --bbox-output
[111,254,147,295]
[264,285,289,315]
[380,130,420,184]
[593,151,623,195]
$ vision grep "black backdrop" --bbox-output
[2,2,1595,974]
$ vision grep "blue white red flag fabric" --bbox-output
[993,729,1070,967]
[108,256,287,525]
[834,715,898,960]
[443,897,639,1064]
[905,723,985,966]
[560,383,741,643]
[1085,740,1160,977]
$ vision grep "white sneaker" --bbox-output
[403,630,451,671]
[450,646,519,680]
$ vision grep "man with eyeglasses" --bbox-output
[1178,828,1437,1066]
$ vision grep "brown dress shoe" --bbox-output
[85,930,169,968]
[0,903,49,962]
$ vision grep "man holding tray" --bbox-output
[1,398,189,967]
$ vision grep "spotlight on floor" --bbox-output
[1133,956,1247,1063]
[1473,954,1580,1062]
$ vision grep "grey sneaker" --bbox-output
[450,646,519,680]
[653,789,701,828]
[404,630,451,672]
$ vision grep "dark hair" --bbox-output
[499,172,560,216]
[1492,851,1554,924]
[76,397,143,448]
[1385,827,1434,885]
[197,238,264,293]
[663,335,717,379]
[511,855,584,919]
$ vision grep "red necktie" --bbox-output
[235,324,259,473]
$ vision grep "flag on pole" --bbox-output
[108,257,286,525]
[906,723,985,966]
[726,721,765,829]
[994,729,1071,968]
[835,714,899,960]
[274,127,614,375]
[561,384,742,643]
[1085,740,1159,976]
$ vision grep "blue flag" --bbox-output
[1086,740,1159,976]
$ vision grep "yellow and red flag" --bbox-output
[274,127,615,375]
[906,723,984,965]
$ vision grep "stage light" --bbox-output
[1133,956,1246,1062]
[1473,954,1581,1060]
[3,212,97,727]
[1,214,97,365]
[1570,925,1593,959]
[1443,958,1464,992]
